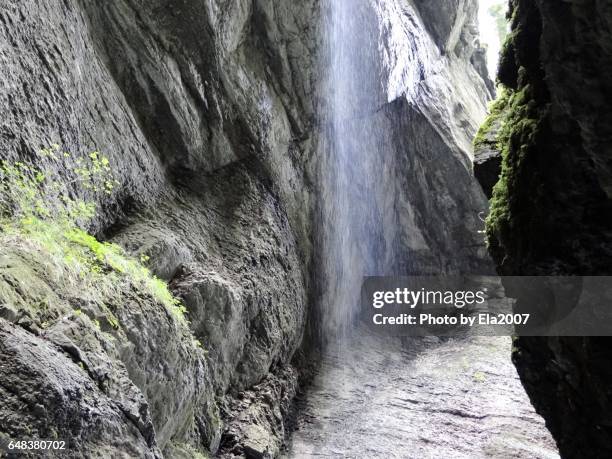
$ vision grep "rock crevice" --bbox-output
[476,1,612,457]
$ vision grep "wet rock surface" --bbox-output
[0,0,315,455]
[473,148,502,200]
[1,0,509,456]
[286,331,558,459]
[0,319,160,458]
[218,366,300,458]
[480,1,612,457]
[0,241,218,457]
[473,112,504,200]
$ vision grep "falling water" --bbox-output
[288,2,560,456]
[318,0,398,342]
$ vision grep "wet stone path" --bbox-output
[285,332,558,458]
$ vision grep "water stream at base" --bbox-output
[285,332,558,458]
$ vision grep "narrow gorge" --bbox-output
[0,1,610,458]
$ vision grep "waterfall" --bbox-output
[317,0,466,344]
[318,0,399,343]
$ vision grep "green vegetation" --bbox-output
[472,87,510,149]
[488,3,509,45]
[0,145,187,324]
[169,444,210,459]
[476,0,541,253]
[486,82,541,248]
[1,146,114,224]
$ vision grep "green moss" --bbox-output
[167,443,211,459]
[485,83,543,254]
[1,217,186,322]
[497,26,521,89]
[473,87,511,149]
[65,226,186,320]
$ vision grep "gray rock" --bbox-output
[218,366,299,458]
[484,0,612,457]
[474,147,502,199]
[0,0,497,456]
[0,241,220,456]
[286,332,557,458]
[0,319,160,458]
[413,0,494,96]
[473,112,504,199]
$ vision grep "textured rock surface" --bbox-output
[286,331,558,459]
[0,0,315,455]
[1,0,495,457]
[473,110,504,199]
[0,242,216,457]
[414,0,494,96]
[0,319,159,458]
[480,0,612,457]
[218,366,299,458]
[473,147,502,199]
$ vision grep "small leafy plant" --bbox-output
[0,145,187,322]
[0,145,116,224]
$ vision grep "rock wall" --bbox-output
[478,0,612,457]
[1,0,317,456]
[0,0,492,457]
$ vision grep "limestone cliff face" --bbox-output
[1,1,317,456]
[0,0,491,457]
[478,0,612,457]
